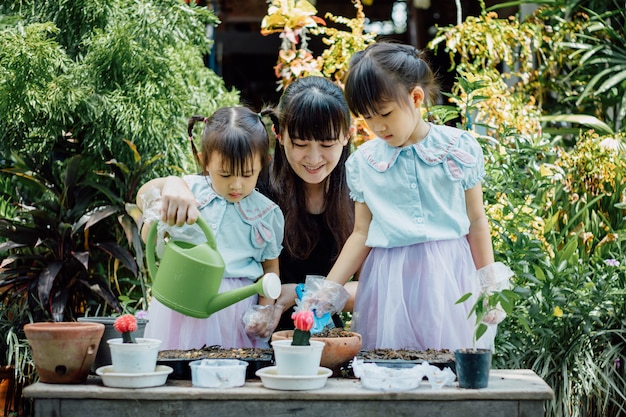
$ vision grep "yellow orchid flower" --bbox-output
[539,164,553,177]
[261,0,325,35]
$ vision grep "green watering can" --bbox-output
[146,217,281,319]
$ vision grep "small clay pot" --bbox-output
[24,322,105,384]
[271,330,362,373]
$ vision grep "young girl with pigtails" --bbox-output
[136,106,284,349]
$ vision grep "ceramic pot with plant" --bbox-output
[78,314,148,372]
[271,277,362,374]
[454,262,516,389]
[107,314,161,374]
[271,309,325,376]
[271,329,362,374]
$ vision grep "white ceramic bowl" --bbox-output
[255,366,332,390]
[189,359,248,388]
[96,365,172,388]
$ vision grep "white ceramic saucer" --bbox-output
[255,366,332,390]
[96,365,173,388]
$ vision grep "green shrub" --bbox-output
[430,1,626,415]
[0,0,240,176]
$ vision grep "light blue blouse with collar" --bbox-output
[346,123,485,249]
[166,175,284,280]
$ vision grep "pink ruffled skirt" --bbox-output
[352,237,496,351]
[144,277,266,350]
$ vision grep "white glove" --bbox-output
[478,262,514,325]
[137,187,172,257]
[481,304,507,325]
[243,305,276,340]
[300,275,350,318]
[478,262,514,293]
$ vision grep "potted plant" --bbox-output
[0,151,139,323]
[0,301,35,414]
[78,311,149,372]
[454,262,516,389]
[106,314,161,374]
[271,279,362,374]
[271,308,325,376]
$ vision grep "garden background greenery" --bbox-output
[1,0,625,416]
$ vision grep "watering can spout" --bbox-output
[146,217,281,319]
[205,273,282,316]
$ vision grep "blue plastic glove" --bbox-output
[295,284,334,334]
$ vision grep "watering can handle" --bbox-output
[145,216,218,280]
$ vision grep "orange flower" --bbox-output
[114,314,138,343]
[292,309,314,331]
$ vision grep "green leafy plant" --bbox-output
[0,301,35,415]
[0,1,242,412]
[429,1,625,414]
[0,149,137,323]
[456,287,517,350]
[101,139,176,315]
[0,0,240,179]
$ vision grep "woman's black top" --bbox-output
[275,212,343,330]
[257,179,343,331]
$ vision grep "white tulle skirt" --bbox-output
[352,237,496,351]
[144,277,267,350]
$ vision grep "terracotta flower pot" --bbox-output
[271,330,362,373]
[24,322,105,384]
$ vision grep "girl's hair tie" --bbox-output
[186,115,206,171]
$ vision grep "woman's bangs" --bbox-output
[287,98,347,142]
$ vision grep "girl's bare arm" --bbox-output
[465,183,494,269]
[325,201,372,286]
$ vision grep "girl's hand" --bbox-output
[243,304,277,339]
[300,276,350,317]
[160,176,200,226]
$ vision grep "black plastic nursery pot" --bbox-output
[454,348,492,389]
